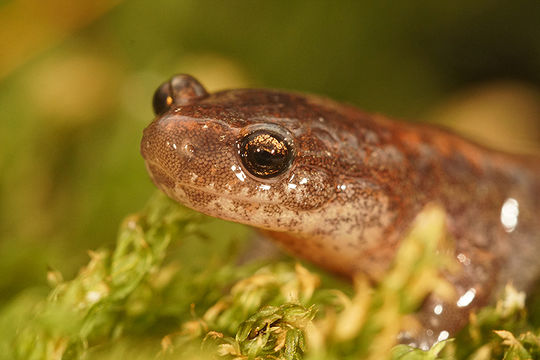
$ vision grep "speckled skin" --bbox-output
[141,75,540,347]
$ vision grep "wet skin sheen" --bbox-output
[141,74,540,348]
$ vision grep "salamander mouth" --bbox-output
[145,159,281,206]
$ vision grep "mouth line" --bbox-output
[147,159,281,206]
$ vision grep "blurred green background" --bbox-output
[1,0,539,307]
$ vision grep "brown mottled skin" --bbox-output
[141,74,540,347]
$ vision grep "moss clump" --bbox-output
[4,193,539,360]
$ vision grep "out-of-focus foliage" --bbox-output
[1,1,539,359]
[3,196,539,359]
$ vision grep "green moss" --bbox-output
[4,193,539,360]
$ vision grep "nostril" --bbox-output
[164,139,195,158]
[183,143,195,157]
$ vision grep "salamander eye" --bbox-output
[152,74,209,116]
[152,82,174,116]
[238,130,294,178]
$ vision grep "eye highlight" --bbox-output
[238,130,294,178]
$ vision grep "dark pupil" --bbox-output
[240,131,291,178]
[253,148,277,166]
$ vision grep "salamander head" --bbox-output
[142,75,408,276]
[141,74,340,231]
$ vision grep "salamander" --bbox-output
[141,74,540,348]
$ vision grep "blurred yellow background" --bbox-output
[1,0,539,305]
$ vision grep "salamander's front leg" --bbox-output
[402,247,499,349]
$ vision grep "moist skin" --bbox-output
[141,74,540,348]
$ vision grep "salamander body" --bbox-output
[141,74,540,347]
